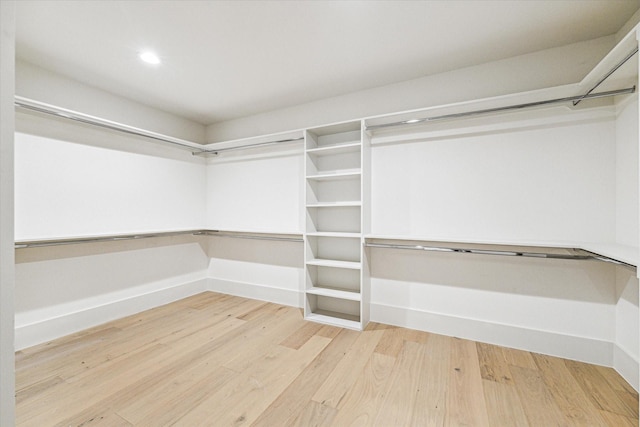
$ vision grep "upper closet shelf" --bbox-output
[306,142,361,156]
[15,96,207,153]
[306,170,361,181]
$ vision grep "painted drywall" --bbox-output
[205,145,304,234]
[14,123,207,240]
[14,235,210,350]
[615,267,639,390]
[205,36,615,143]
[369,105,617,245]
[207,237,304,308]
[16,59,206,144]
[369,248,617,363]
[1,1,16,424]
[616,94,640,247]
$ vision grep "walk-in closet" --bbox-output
[2,1,640,425]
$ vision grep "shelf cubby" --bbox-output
[306,235,361,263]
[306,205,361,234]
[305,294,361,330]
[306,177,361,205]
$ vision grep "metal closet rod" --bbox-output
[365,86,636,131]
[14,96,304,156]
[14,97,208,154]
[15,229,303,248]
[193,137,305,156]
[364,242,636,269]
[193,230,303,242]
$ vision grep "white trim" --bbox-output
[207,278,302,308]
[371,302,613,367]
[15,276,208,350]
[614,343,640,391]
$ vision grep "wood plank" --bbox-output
[411,333,451,426]
[373,327,405,358]
[482,379,529,427]
[599,409,638,427]
[565,359,638,418]
[251,329,360,427]
[116,365,236,425]
[511,365,567,426]
[595,365,638,396]
[19,313,248,426]
[287,401,337,427]
[476,341,514,384]
[311,329,384,408]
[280,321,325,349]
[173,335,331,426]
[373,341,426,426]
[501,346,537,369]
[446,337,490,426]
[14,292,639,427]
[533,353,608,425]
[330,352,396,426]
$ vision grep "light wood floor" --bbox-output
[16,292,639,426]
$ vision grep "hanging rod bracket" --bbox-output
[573,47,639,106]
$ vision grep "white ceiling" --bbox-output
[15,0,640,126]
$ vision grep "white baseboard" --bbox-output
[15,278,638,393]
[15,274,208,350]
[207,278,302,308]
[614,344,639,392]
[371,302,613,368]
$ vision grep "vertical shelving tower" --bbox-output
[304,122,368,329]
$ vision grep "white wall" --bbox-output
[15,235,210,350]
[370,105,617,245]
[204,141,305,307]
[365,96,638,388]
[615,267,639,390]
[13,112,210,349]
[205,144,304,233]
[206,36,615,142]
[15,115,207,240]
[370,248,617,365]
[16,59,206,144]
[616,94,639,247]
[207,237,304,308]
[0,1,16,425]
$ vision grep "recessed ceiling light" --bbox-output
[139,51,161,65]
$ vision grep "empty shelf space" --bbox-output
[305,311,361,330]
[307,286,361,301]
[306,259,361,269]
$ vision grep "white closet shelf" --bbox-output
[580,243,638,267]
[306,232,361,238]
[306,201,362,208]
[306,259,361,269]
[306,170,361,181]
[306,286,361,301]
[305,311,361,330]
[306,142,361,156]
[364,235,638,267]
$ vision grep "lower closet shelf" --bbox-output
[306,259,361,269]
[306,286,361,301]
[305,311,361,330]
